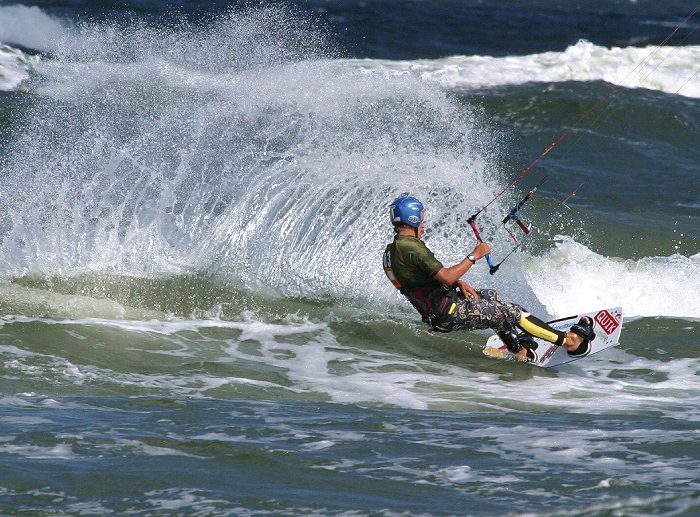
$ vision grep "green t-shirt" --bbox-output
[384,235,444,292]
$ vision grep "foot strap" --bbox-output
[497,331,521,354]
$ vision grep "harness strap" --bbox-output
[383,243,457,326]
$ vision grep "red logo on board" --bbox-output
[594,310,619,335]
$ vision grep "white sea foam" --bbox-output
[110,438,202,458]
[523,236,700,319]
[462,424,700,486]
[316,418,700,491]
[0,442,75,459]
[221,320,438,409]
[2,307,699,420]
[0,6,52,88]
[8,312,444,409]
[0,415,54,425]
[144,489,229,514]
[343,40,700,98]
[1,312,327,337]
[0,4,68,52]
[0,44,38,90]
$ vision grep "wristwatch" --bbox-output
[467,255,477,264]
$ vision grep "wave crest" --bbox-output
[343,40,700,98]
[524,236,700,319]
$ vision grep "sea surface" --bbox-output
[0,1,699,515]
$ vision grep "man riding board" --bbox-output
[382,195,595,361]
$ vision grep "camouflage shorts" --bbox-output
[443,288,523,332]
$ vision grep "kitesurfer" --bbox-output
[382,195,595,361]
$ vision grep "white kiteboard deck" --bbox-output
[484,307,623,368]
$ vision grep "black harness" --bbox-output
[383,243,458,331]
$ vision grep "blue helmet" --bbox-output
[389,195,424,228]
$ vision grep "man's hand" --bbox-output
[456,280,479,299]
[472,241,492,260]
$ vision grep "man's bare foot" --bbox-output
[563,330,584,352]
[513,348,527,361]
[563,316,595,353]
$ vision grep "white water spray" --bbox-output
[0,6,511,308]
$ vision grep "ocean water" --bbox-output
[0,1,699,515]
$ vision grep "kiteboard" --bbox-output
[484,307,623,368]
